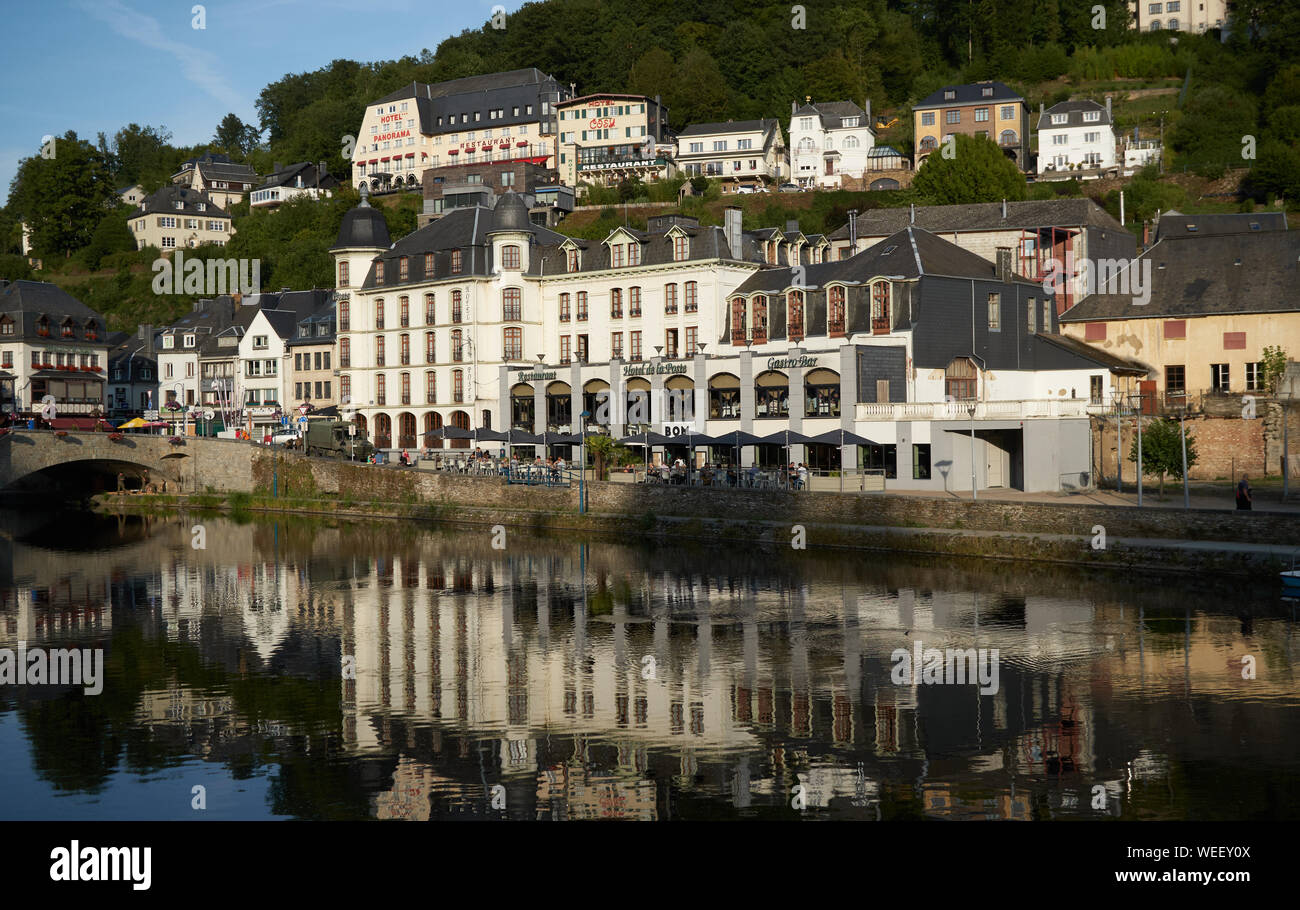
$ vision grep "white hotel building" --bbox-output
[1036,99,1118,179]
[333,191,1134,492]
[350,68,571,193]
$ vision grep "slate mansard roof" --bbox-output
[677,118,780,138]
[1037,100,1113,130]
[1059,232,1300,322]
[791,101,868,130]
[914,81,1024,110]
[137,186,231,218]
[370,68,566,135]
[827,198,1127,240]
[0,280,108,341]
[1153,211,1288,242]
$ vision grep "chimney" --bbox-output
[792,100,797,116]
[865,99,871,121]
[138,323,155,355]
[848,209,858,250]
[1039,102,1044,118]
[654,95,662,141]
[1001,198,1008,219]
[273,161,282,174]
[319,160,328,178]
[724,206,743,260]
[996,247,1012,282]
[1105,96,1112,119]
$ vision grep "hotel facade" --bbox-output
[351,68,571,193]
[556,93,674,187]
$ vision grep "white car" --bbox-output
[269,430,300,446]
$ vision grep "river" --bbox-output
[1,508,1297,820]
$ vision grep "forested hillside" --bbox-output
[4,0,1299,335]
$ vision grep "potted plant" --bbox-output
[108,432,124,441]
[168,435,185,446]
[54,430,68,438]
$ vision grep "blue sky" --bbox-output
[0,0,526,204]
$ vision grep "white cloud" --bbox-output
[75,0,244,112]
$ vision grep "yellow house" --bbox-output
[912,81,1030,172]
[1059,229,1300,409]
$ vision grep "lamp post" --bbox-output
[1178,402,1189,509]
[1128,392,1144,506]
[968,404,977,501]
[579,409,590,514]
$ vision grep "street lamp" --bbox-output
[967,404,977,501]
[579,409,591,514]
[1127,392,1144,506]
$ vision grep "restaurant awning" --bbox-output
[757,430,817,445]
[30,369,105,381]
[810,429,877,446]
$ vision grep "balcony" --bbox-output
[855,399,1100,422]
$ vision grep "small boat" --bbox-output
[1282,550,1300,594]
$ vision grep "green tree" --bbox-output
[673,48,729,125]
[79,209,136,271]
[213,113,261,159]
[7,131,115,259]
[587,434,616,480]
[1261,345,1288,395]
[910,133,1026,205]
[628,47,675,98]
[1129,417,1196,497]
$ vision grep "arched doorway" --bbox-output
[583,379,610,427]
[625,378,651,430]
[665,374,694,422]
[804,368,841,417]
[398,412,416,449]
[424,411,443,449]
[449,410,471,449]
[374,413,392,449]
[510,383,535,432]
[546,380,572,432]
[708,372,740,419]
[754,370,789,419]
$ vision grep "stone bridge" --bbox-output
[0,430,258,493]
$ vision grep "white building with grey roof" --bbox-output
[788,99,875,189]
[675,119,787,190]
[1037,99,1118,179]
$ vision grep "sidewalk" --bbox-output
[881,484,1300,513]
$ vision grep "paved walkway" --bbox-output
[879,484,1300,513]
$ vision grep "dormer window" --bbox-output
[944,89,956,100]
[502,245,521,270]
[399,257,409,280]
[567,248,580,272]
[61,318,75,338]
[375,261,385,284]
[163,335,175,349]
[627,243,641,266]
[183,334,195,348]
[673,235,688,261]
[197,203,205,212]
[843,117,859,128]
[611,244,624,268]
[174,201,184,210]
[1083,111,1100,122]
[85,320,99,340]
[450,250,462,274]
[981,86,993,97]
[1051,114,1067,125]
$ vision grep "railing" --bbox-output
[505,465,577,487]
[855,398,1097,421]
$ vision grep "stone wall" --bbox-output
[256,453,1300,546]
[1090,406,1300,482]
[1,431,256,492]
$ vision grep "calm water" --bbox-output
[1,508,1297,821]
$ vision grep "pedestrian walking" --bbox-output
[1236,473,1252,510]
[116,472,125,492]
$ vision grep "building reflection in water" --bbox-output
[1,511,1296,820]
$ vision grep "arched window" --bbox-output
[828,286,846,336]
[451,329,463,362]
[451,290,462,323]
[805,369,841,417]
[375,298,385,330]
[503,326,522,360]
[999,130,1018,147]
[844,136,860,149]
[400,372,411,405]
[787,291,805,343]
[375,336,385,366]
[798,137,815,151]
[708,373,740,419]
[425,331,435,362]
[502,244,521,269]
[1149,19,1161,30]
[376,373,387,405]
[424,411,442,448]
[400,333,410,365]
[339,375,351,405]
[375,412,391,447]
[398,412,416,448]
[503,287,521,321]
[452,369,464,403]
[338,299,349,331]
[339,337,351,368]
[424,293,435,324]
[751,295,768,344]
[399,296,409,327]
[730,297,746,345]
[1167,17,1178,29]
[425,371,436,404]
[754,370,790,418]
[945,357,978,401]
[871,281,891,334]
[919,136,938,151]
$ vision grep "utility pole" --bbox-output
[968,404,977,501]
